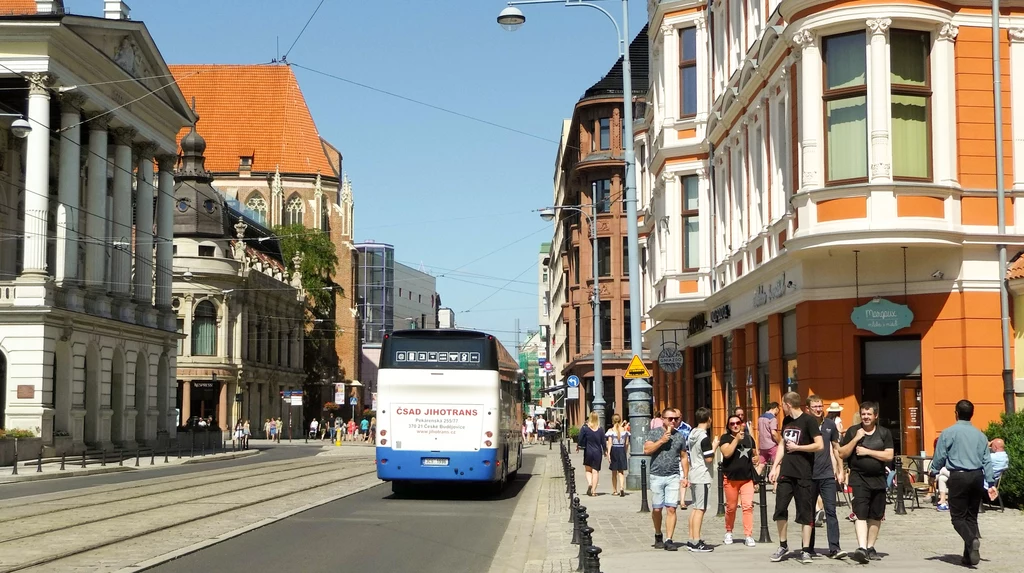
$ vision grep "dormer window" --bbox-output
[239,156,253,171]
[198,245,216,257]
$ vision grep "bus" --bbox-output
[374,329,525,495]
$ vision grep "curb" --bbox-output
[180,450,261,464]
[0,465,133,484]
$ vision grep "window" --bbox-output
[622,300,631,348]
[574,307,581,354]
[246,195,267,226]
[622,237,630,275]
[172,245,178,256]
[599,300,611,348]
[543,291,550,317]
[751,126,764,230]
[176,318,184,356]
[599,118,611,150]
[682,175,699,270]
[891,29,931,180]
[198,245,215,257]
[771,97,790,220]
[597,237,611,277]
[239,156,253,170]
[823,32,868,183]
[192,300,217,356]
[284,195,304,226]
[594,179,611,214]
[572,248,580,283]
[679,27,697,117]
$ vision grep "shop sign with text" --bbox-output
[851,298,914,336]
[710,304,731,324]
[753,273,789,308]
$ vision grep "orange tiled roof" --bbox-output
[0,0,36,15]
[169,64,336,176]
[1008,253,1024,280]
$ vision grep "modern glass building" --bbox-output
[355,242,395,345]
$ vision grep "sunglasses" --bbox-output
[664,416,680,421]
[728,421,743,427]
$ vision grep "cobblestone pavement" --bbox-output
[523,447,1022,573]
[0,454,380,572]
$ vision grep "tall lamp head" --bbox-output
[539,207,556,222]
[497,6,526,31]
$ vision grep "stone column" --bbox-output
[84,116,109,295]
[792,30,822,189]
[155,154,175,327]
[133,144,156,320]
[56,93,85,295]
[695,17,708,123]
[183,293,194,358]
[19,73,53,279]
[109,127,136,303]
[867,18,892,182]
[1010,28,1024,190]
[661,22,678,124]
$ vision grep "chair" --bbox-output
[981,473,1005,513]
[886,467,921,510]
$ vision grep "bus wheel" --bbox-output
[391,481,412,497]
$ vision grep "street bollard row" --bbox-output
[639,459,650,513]
[716,461,725,517]
[757,466,773,543]
[561,438,604,573]
[894,457,907,515]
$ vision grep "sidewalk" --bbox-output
[527,447,1021,573]
[0,447,261,484]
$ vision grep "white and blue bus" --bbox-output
[375,329,525,494]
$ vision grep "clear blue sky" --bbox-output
[73,0,648,352]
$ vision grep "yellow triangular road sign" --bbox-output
[624,354,651,379]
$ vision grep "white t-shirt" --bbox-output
[536,419,546,431]
[525,420,535,432]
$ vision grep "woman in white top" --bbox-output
[605,414,630,497]
[525,416,535,444]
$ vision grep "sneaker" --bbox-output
[814,509,825,526]
[969,538,981,566]
[827,549,848,560]
[799,551,814,564]
[867,547,881,561]
[724,532,734,545]
[745,537,757,547]
[653,535,664,550]
[663,538,679,551]
[851,548,869,564]
[689,540,714,553]
[936,503,949,511]
[769,546,788,562]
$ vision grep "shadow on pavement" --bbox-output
[382,472,534,502]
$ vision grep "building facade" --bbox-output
[169,64,359,418]
[640,0,1024,454]
[546,27,649,426]
[171,124,305,438]
[0,0,191,452]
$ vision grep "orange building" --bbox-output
[638,1,1024,454]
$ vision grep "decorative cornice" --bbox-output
[27,72,55,97]
[134,142,159,160]
[59,92,87,113]
[110,126,137,146]
[791,29,815,50]
[866,18,891,36]
[1009,27,1024,44]
[85,113,111,131]
[156,154,177,171]
[661,23,674,38]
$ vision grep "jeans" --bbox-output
[723,477,754,537]
[948,469,984,556]
[809,477,841,552]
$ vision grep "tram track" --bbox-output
[0,458,380,573]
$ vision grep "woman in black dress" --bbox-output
[605,413,630,497]
[578,411,607,496]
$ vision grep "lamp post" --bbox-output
[540,203,604,429]
[503,0,649,489]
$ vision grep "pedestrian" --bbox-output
[347,418,356,441]
[988,438,1009,485]
[806,395,847,559]
[734,406,753,435]
[525,416,535,445]
[682,407,716,552]
[929,399,999,567]
[605,413,629,497]
[242,419,250,449]
[234,420,244,446]
[276,417,284,442]
[720,412,760,547]
[838,401,894,564]
[578,411,607,496]
[309,418,319,440]
[370,417,377,442]
[768,391,823,563]
[758,402,781,470]
[536,416,547,443]
[359,416,370,441]
[268,418,277,442]
[676,416,693,510]
[643,407,687,551]
[827,402,845,435]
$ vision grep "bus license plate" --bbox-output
[422,458,449,467]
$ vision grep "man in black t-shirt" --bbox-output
[768,391,824,563]
[806,395,847,559]
[839,401,894,564]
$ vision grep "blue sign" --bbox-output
[567,375,580,388]
[282,390,293,398]
[851,298,914,336]
[349,396,358,406]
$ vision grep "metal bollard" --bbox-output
[37,450,43,473]
[101,451,107,466]
[81,452,87,469]
[135,452,140,467]
[572,506,588,545]
[757,467,772,543]
[164,449,169,464]
[576,525,594,572]
[639,459,650,513]
[583,545,603,573]
[716,462,725,517]
[11,444,17,475]
[60,453,66,471]
[200,441,205,457]
[569,467,577,499]
[151,450,155,465]
[569,493,579,525]
[118,450,123,466]
[894,457,907,515]
[178,443,182,459]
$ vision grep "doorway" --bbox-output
[860,338,922,455]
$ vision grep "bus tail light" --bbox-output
[380,429,387,436]
[483,460,490,466]
[380,439,388,446]
[485,431,493,438]
[380,459,388,464]
[484,440,492,447]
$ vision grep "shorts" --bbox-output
[689,483,711,512]
[758,447,777,466]
[650,474,681,509]
[852,485,887,521]
[772,476,815,525]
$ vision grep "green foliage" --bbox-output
[985,410,1024,508]
[273,224,338,312]
[0,428,36,439]
[567,426,581,441]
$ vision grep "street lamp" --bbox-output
[540,203,605,428]
[505,0,649,490]
[0,114,31,139]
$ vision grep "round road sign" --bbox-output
[567,375,580,388]
[657,346,684,373]
[543,361,553,373]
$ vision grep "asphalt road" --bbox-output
[147,451,540,573]
[0,442,325,500]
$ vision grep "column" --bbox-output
[867,18,892,182]
[109,127,136,300]
[661,22,678,124]
[84,116,109,292]
[792,30,822,189]
[695,17,708,123]
[155,154,175,322]
[183,293,194,358]
[134,144,156,309]
[1009,28,1024,190]
[20,73,53,278]
[56,93,85,289]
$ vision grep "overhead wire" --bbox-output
[281,0,327,61]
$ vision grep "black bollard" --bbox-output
[583,545,603,573]
[757,467,773,543]
[576,525,594,572]
[36,450,43,473]
[60,453,66,471]
[569,494,579,525]
[164,449,169,464]
[150,449,155,465]
[118,450,123,466]
[716,462,725,517]
[11,444,17,475]
[101,451,106,466]
[894,457,907,515]
[572,506,588,545]
[81,452,87,469]
[639,459,650,513]
[569,467,577,499]
[135,451,140,467]
[190,431,195,458]
[200,440,205,457]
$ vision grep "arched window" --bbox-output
[246,194,268,226]
[320,199,330,233]
[284,195,304,226]
[192,300,217,356]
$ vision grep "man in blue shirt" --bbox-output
[930,400,999,567]
[989,438,1009,484]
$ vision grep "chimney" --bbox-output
[34,1,55,13]
[103,0,129,20]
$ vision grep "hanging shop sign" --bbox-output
[753,272,789,308]
[657,346,684,374]
[688,313,708,335]
[710,303,732,324]
[850,298,914,336]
